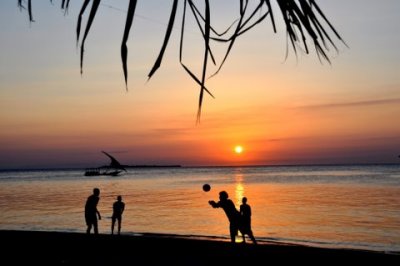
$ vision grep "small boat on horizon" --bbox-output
[84,151,127,176]
[84,167,123,176]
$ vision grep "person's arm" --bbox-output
[208,200,220,208]
[97,209,101,220]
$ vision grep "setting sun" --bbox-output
[234,145,243,154]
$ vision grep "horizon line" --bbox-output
[1,162,399,171]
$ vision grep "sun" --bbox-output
[234,145,243,154]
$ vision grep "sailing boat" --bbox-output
[84,151,127,176]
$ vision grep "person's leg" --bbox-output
[86,224,92,234]
[117,218,121,235]
[93,220,99,234]
[239,228,246,243]
[229,223,237,243]
[249,230,257,244]
[85,216,91,234]
[111,217,115,234]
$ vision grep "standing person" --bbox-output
[85,188,101,234]
[209,191,241,243]
[111,195,125,235]
[239,197,257,244]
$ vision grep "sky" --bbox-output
[1,0,400,169]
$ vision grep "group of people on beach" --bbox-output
[85,187,256,244]
[84,188,125,235]
[209,191,257,244]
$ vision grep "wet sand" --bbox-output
[1,230,398,265]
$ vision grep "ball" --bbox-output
[202,183,211,192]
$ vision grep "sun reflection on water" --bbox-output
[234,172,244,207]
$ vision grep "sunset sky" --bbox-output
[1,0,399,169]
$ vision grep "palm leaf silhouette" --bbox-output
[18,0,346,121]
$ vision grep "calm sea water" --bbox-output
[0,164,399,253]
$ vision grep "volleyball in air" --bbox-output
[202,183,211,192]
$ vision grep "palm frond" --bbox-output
[147,0,178,81]
[79,0,101,75]
[196,0,211,124]
[17,0,35,22]
[76,0,90,46]
[121,0,138,90]
[18,0,347,121]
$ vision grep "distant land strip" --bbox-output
[124,164,182,168]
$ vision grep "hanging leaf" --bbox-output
[121,0,138,89]
[76,0,91,46]
[148,0,178,80]
[80,0,101,75]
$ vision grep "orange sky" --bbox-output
[1,1,399,169]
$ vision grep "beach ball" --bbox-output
[203,183,211,192]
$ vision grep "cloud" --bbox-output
[294,98,400,110]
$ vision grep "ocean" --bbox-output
[0,164,399,253]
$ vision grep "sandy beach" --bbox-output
[1,230,398,265]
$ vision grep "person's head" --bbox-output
[219,191,228,201]
[242,197,247,204]
[93,188,100,196]
[117,195,122,201]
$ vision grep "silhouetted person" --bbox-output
[85,188,101,234]
[240,197,257,244]
[111,195,125,235]
[209,191,241,243]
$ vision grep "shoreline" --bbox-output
[1,230,398,265]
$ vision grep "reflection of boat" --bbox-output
[84,151,127,176]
